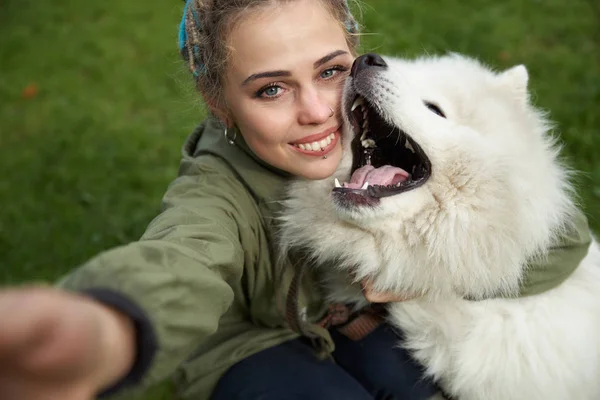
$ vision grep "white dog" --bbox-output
[278,53,600,399]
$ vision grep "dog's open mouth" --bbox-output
[333,94,432,202]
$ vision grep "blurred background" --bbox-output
[0,0,598,398]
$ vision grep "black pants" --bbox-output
[211,324,438,400]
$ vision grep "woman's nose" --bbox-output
[297,89,334,125]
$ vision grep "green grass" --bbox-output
[0,0,598,398]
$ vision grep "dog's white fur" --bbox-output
[278,54,600,399]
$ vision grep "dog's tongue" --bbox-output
[344,165,409,189]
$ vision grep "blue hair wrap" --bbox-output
[179,0,205,76]
[178,0,190,52]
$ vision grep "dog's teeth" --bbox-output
[361,138,376,148]
[334,178,341,188]
[405,140,415,153]
[363,147,374,165]
[361,181,369,190]
[351,97,364,111]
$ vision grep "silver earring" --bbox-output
[224,127,236,145]
[329,106,334,117]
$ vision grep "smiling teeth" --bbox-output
[361,181,369,190]
[295,133,335,151]
[334,178,341,188]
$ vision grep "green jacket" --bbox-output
[58,117,329,399]
[56,116,593,399]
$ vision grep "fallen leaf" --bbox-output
[498,50,511,63]
[21,83,39,99]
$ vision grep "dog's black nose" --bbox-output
[351,53,388,77]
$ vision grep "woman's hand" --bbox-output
[0,286,136,400]
[360,280,416,303]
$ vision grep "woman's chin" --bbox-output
[293,144,342,180]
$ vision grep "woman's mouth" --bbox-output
[290,128,340,156]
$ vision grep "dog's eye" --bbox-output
[425,102,446,118]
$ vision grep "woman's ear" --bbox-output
[206,97,233,128]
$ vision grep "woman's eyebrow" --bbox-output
[242,70,291,86]
[314,50,349,68]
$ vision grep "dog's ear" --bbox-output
[497,65,529,104]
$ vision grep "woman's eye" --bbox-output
[320,65,348,80]
[256,84,283,98]
[425,102,446,118]
[321,69,335,79]
[263,86,280,96]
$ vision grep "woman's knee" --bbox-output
[211,338,372,400]
[331,324,439,400]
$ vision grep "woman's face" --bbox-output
[220,0,354,180]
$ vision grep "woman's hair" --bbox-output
[179,0,360,108]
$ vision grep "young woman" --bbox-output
[0,0,438,399]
